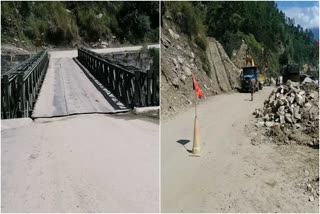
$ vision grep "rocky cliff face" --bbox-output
[161,18,241,118]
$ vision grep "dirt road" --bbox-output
[161,87,319,213]
[2,114,159,212]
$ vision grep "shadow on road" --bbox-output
[73,58,127,111]
[176,139,192,153]
[235,87,242,93]
[307,144,319,149]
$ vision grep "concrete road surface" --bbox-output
[2,113,159,212]
[161,87,318,213]
[32,50,126,118]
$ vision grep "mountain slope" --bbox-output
[161,17,240,118]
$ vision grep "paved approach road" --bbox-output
[161,87,318,213]
[2,114,159,212]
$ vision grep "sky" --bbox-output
[276,1,319,30]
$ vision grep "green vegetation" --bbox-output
[164,1,207,51]
[149,48,159,74]
[163,1,319,78]
[204,1,318,77]
[1,1,159,46]
[164,1,209,75]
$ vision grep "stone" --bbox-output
[172,58,178,67]
[172,78,179,88]
[305,170,311,177]
[288,95,295,104]
[295,94,305,106]
[277,106,285,116]
[287,80,300,88]
[265,121,275,127]
[294,123,302,129]
[293,106,301,120]
[177,56,184,64]
[168,28,180,40]
[278,99,285,106]
[180,75,186,83]
[183,66,192,76]
[289,106,294,114]
[285,113,293,123]
[304,102,312,108]
[165,37,171,44]
[302,77,314,85]
[100,41,108,48]
[309,93,315,99]
[263,114,270,121]
[309,196,314,202]
[257,118,264,122]
[255,121,265,127]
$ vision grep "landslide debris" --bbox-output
[252,81,319,147]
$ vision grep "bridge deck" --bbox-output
[32,51,126,118]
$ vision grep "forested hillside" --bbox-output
[1,1,159,48]
[163,1,319,77]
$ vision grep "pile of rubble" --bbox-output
[253,80,319,146]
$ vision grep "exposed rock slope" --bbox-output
[161,19,240,118]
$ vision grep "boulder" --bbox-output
[168,29,180,40]
[177,56,184,64]
[255,121,265,127]
[180,75,186,83]
[183,66,192,76]
[285,113,293,123]
[265,121,275,127]
[172,58,178,67]
[172,77,179,88]
[295,94,305,106]
[304,102,312,108]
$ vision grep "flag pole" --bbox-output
[192,85,200,157]
[195,96,197,117]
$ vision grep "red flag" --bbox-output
[192,74,202,98]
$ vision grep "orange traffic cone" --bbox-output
[191,115,200,157]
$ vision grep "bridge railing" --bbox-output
[77,47,159,108]
[1,50,49,119]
